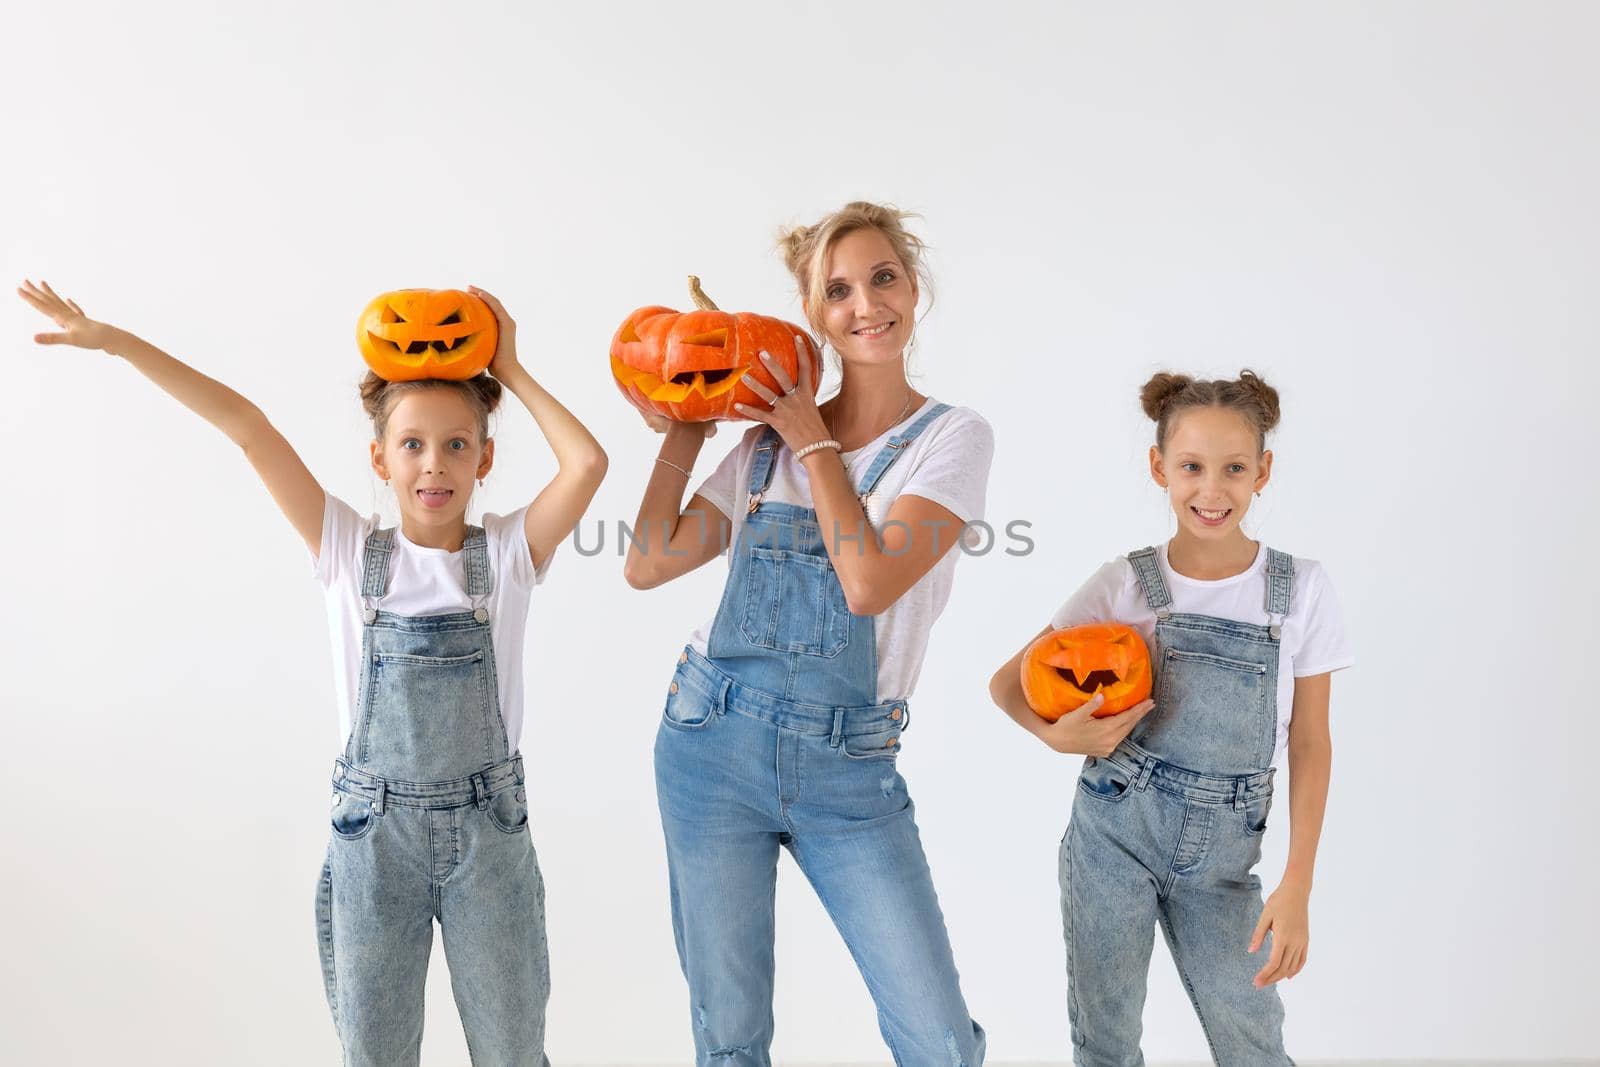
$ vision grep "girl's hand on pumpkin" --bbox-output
[1037,695,1155,757]
[468,286,520,376]
[1249,882,1310,987]
[17,280,120,352]
[733,334,831,453]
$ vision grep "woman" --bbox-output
[625,202,991,1065]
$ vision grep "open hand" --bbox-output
[17,280,119,352]
[467,285,520,378]
[1249,882,1310,987]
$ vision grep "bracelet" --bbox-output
[793,439,842,461]
[655,456,693,479]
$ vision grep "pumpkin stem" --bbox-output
[687,275,720,312]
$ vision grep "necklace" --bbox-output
[838,393,919,472]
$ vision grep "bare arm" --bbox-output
[470,289,608,573]
[1248,670,1333,987]
[623,419,731,589]
[989,623,1156,755]
[18,280,324,554]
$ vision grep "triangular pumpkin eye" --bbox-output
[440,310,462,326]
[382,306,408,324]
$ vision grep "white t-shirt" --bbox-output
[312,493,550,753]
[688,399,994,703]
[1049,542,1354,767]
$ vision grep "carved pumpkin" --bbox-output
[357,289,499,381]
[1021,623,1153,721]
[610,276,818,422]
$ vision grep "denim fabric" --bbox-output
[1057,546,1297,1066]
[316,525,550,1067]
[657,649,984,1066]
[656,402,984,1066]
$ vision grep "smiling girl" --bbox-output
[16,279,607,1066]
[990,370,1353,1065]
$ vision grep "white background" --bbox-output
[1,2,1595,1063]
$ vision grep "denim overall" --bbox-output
[655,403,986,1066]
[315,526,551,1067]
[1058,546,1296,1067]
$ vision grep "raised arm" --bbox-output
[18,279,325,554]
[470,288,608,572]
[622,417,731,589]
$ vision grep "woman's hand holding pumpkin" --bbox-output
[17,280,121,353]
[1035,694,1156,758]
[734,334,831,454]
[467,286,520,378]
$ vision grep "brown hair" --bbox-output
[777,201,932,342]
[1140,369,1281,452]
[359,372,503,442]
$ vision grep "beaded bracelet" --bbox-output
[793,439,843,461]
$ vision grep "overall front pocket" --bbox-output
[738,547,851,657]
[361,650,494,776]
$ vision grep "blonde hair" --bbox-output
[1140,369,1282,453]
[777,201,932,344]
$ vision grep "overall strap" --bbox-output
[1262,548,1295,639]
[360,527,397,599]
[462,525,492,598]
[853,402,953,498]
[1127,546,1173,620]
[744,427,784,514]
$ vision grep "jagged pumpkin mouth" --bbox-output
[366,309,484,357]
[1052,668,1124,692]
[610,325,749,402]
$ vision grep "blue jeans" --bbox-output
[1060,741,1290,1066]
[655,647,985,1066]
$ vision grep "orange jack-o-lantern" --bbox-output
[610,276,818,422]
[1021,623,1153,721]
[357,289,499,381]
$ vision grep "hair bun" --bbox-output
[1140,372,1194,421]
[1236,369,1280,433]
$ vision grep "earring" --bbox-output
[478,478,484,488]
[383,479,389,487]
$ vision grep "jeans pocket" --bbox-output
[329,791,375,840]
[485,785,530,834]
[839,722,903,761]
[1076,756,1134,802]
[1242,789,1274,836]
[661,675,718,732]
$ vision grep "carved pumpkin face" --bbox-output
[357,289,499,382]
[610,276,818,422]
[1021,623,1153,721]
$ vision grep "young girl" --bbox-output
[989,371,1352,1065]
[623,203,990,1064]
[17,279,607,1066]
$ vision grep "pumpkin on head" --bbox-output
[357,289,498,382]
[610,276,817,422]
[1021,623,1153,721]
